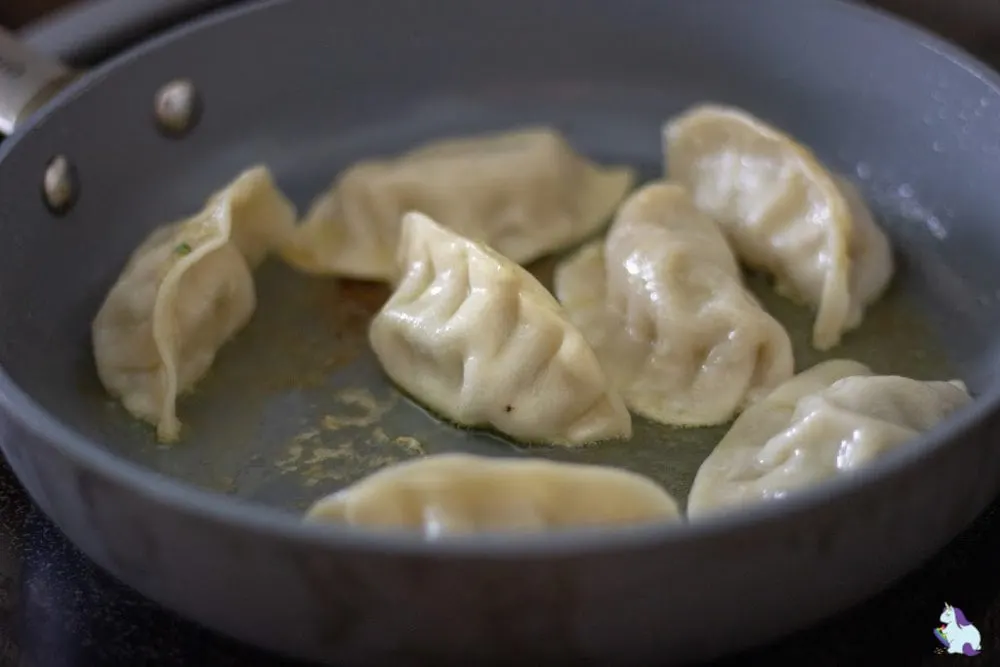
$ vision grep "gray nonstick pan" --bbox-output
[3,0,1000,664]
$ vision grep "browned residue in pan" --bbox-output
[274,387,426,487]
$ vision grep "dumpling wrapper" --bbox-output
[554,181,794,427]
[305,453,681,536]
[92,167,297,442]
[282,126,636,281]
[664,105,894,350]
[687,359,971,519]
[368,211,632,447]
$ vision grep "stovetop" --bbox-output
[3,451,1000,667]
[0,456,316,667]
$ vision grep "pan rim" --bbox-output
[1,0,999,557]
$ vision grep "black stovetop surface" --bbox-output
[3,452,1000,667]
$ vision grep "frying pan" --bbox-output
[2,0,1000,664]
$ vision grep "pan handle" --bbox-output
[0,27,77,137]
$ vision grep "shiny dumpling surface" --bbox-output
[91,167,297,441]
[554,181,794,427]
[664,105,894,350]
[368,211,632,446]
[305,453,681,536]
[687,359,971,518]
[281,126,636,281]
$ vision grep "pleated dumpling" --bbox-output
[282,127,636,281]
[687,359,972,518]
[305,453,681,536]
[664,105,894,350]
[92,167,297,441]
[554,182,794,427]
[368,211,632,447]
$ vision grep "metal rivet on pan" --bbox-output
[153,79,201,138]
[42,155,78,216]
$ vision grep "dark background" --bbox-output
[3,0,1000,52]
[1,0,71,29]
[4,0,1000,666]
[5,0,1000,55]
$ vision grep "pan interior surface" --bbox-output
[1,0,1000,522]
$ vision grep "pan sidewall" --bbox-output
[5,405,1000,664]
